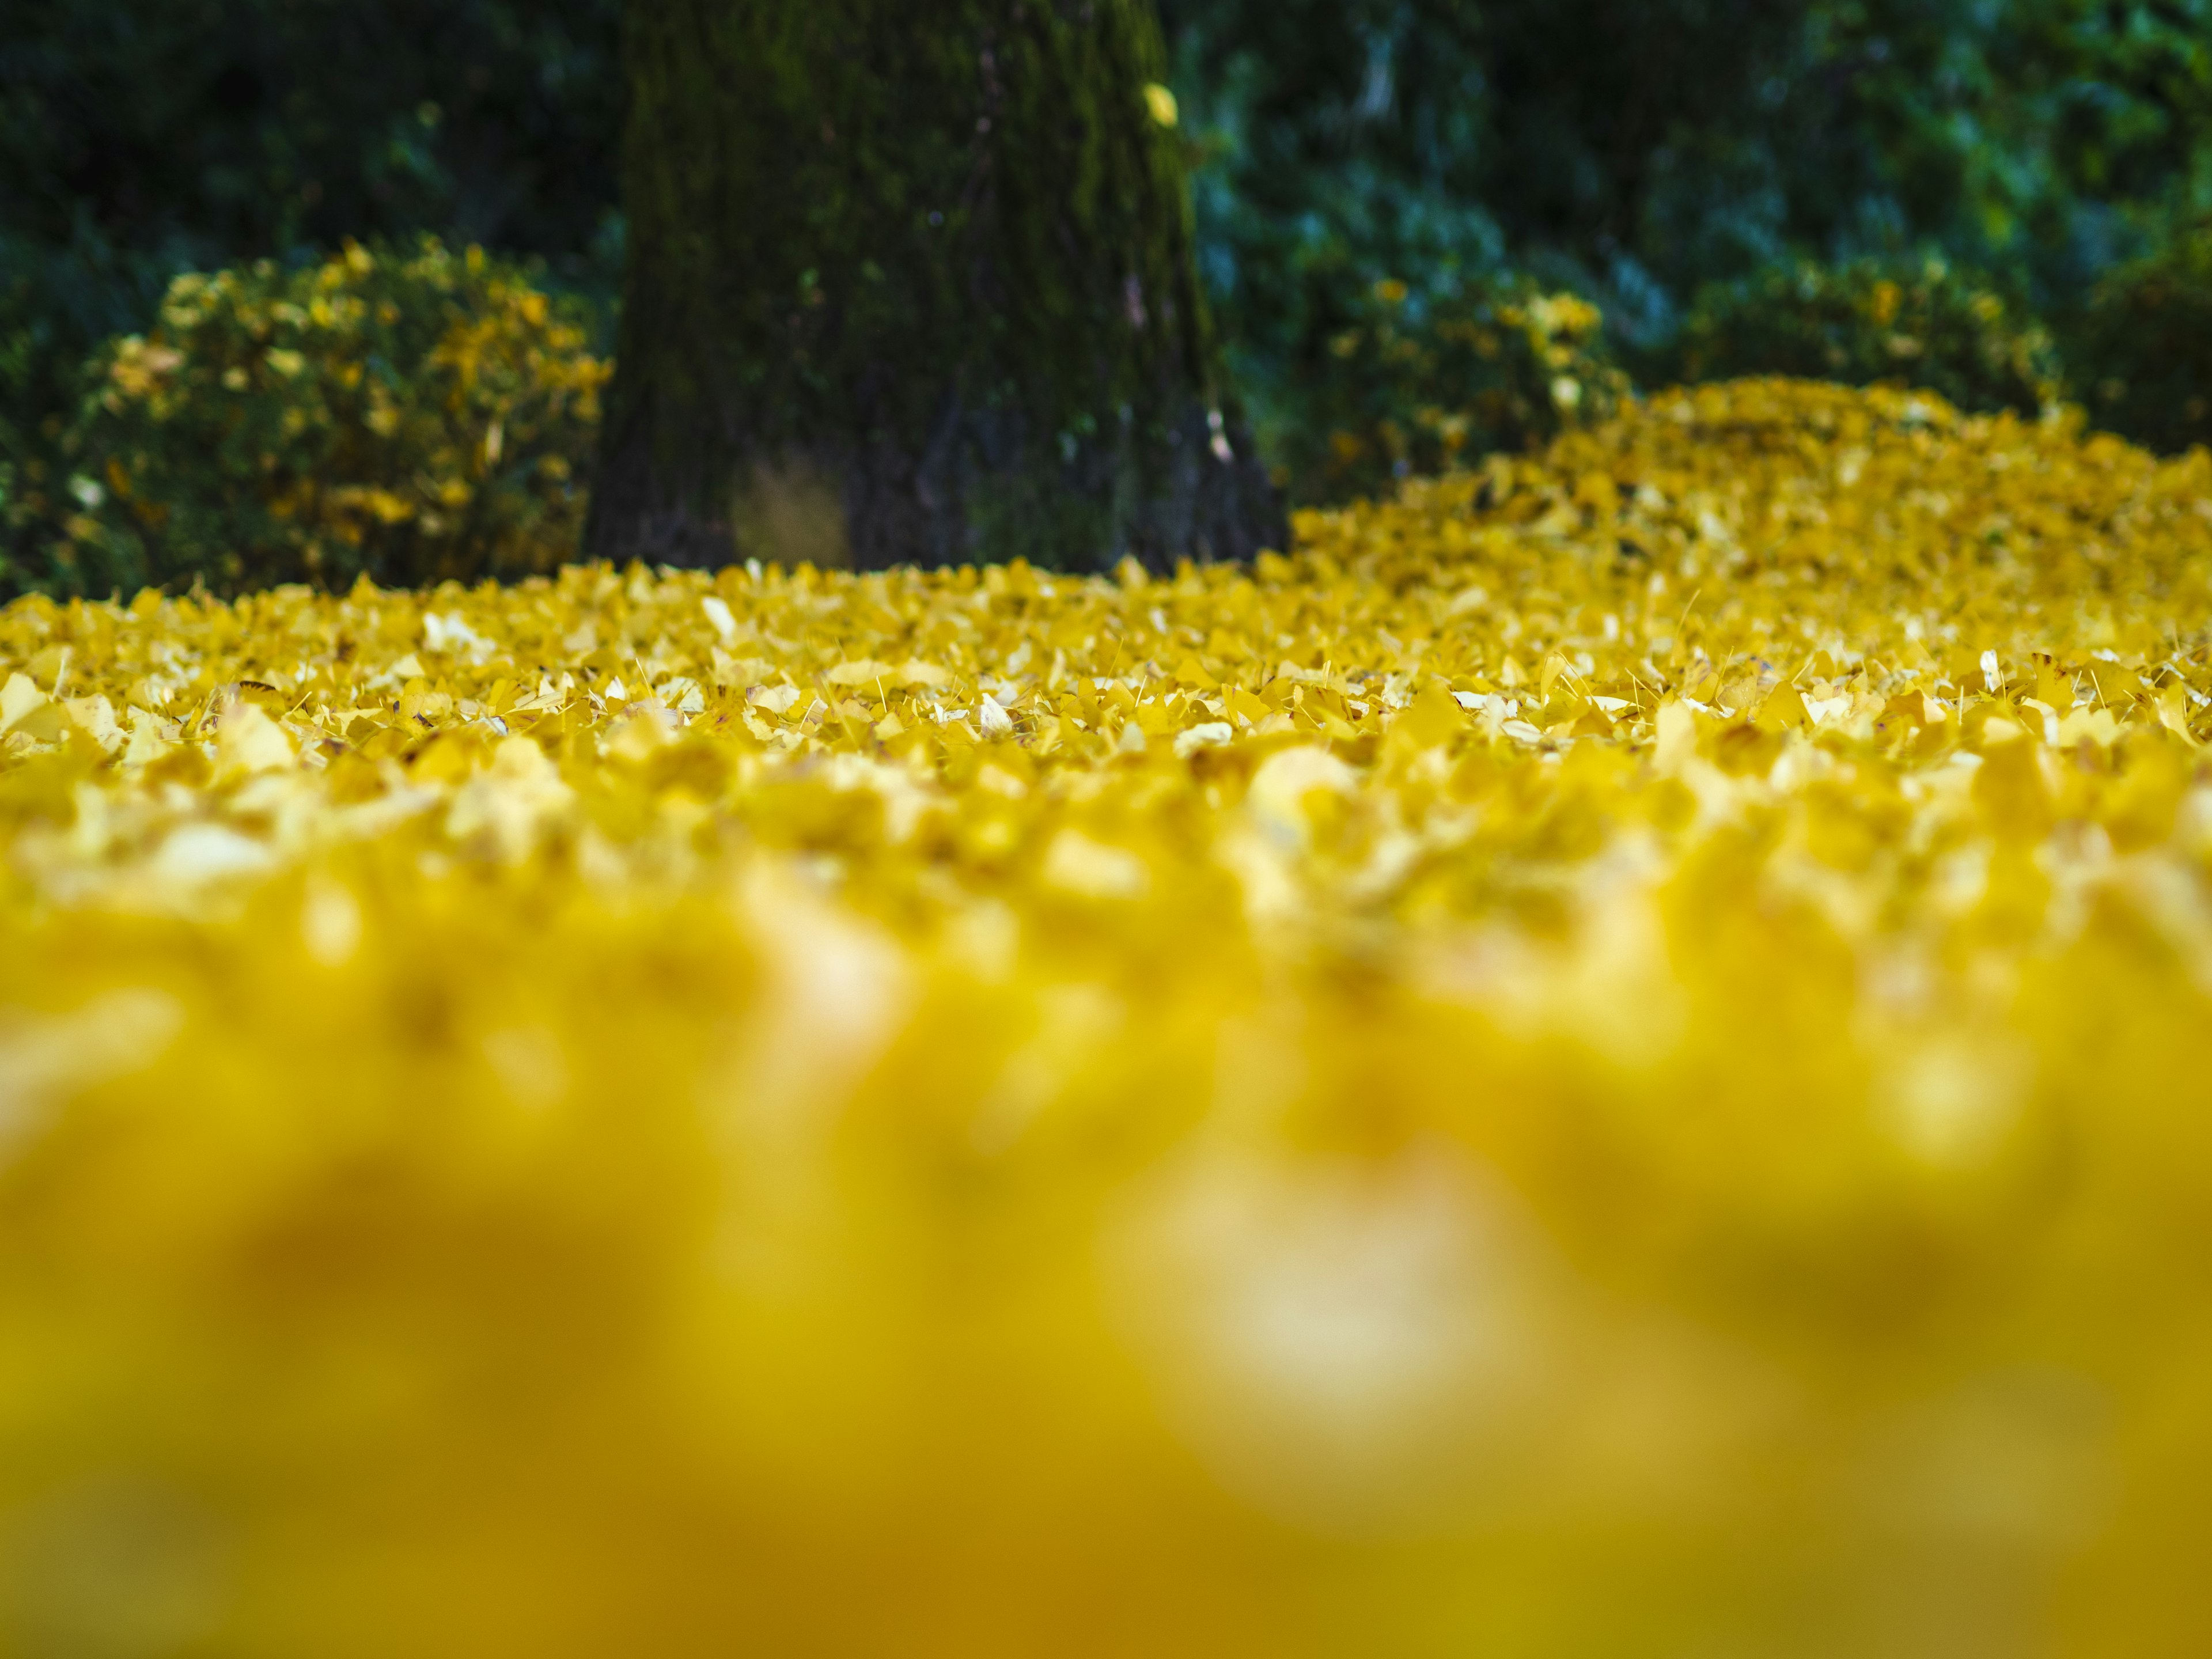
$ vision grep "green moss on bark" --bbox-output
[588,0,1283,573]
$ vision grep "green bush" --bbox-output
[2070,226,2212,455]
[60,239,607,597]
[1276,275,1628,503]
[1672,259,2061,415]
[0,0,623,597]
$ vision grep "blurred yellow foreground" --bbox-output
[2,381,2210,1655]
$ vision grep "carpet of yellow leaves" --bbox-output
[2,380,2210,1656]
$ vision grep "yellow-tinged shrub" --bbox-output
[65,238,607,599]
[2071,222,2212,454]
[1285,274,1627,502]
[1675,257,2062,417]
[2,379,2211,1654]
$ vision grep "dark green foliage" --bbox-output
[1783,1,2212,297]
[591,0,1282,574]
[1154,2,1505,434]
[1161,0,2212,357]
[0,1,619,260]
[56,241,605,599]
[1275,277,1627,503]
[1672,259,2062,416]
[2070,226,2212,453]
[1157,0,2212,473]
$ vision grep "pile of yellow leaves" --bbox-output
[3,380,2210,1656]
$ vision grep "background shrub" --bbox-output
[1161,0,2212,418]
[2069,225,2212,454]
[0,0,621,597]
[1670,259,2062,416]
[63,239,606,597]
[1275,275,1627,502]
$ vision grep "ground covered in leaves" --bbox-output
[3,380,2210,1656]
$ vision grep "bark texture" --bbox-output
[587,0,1284,573]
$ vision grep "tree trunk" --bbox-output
[586,0,1284,573]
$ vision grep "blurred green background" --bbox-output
[7,0,2212,593]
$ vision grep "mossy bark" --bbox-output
[587,0,1283,573]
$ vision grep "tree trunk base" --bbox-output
[591,393,1281,575]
